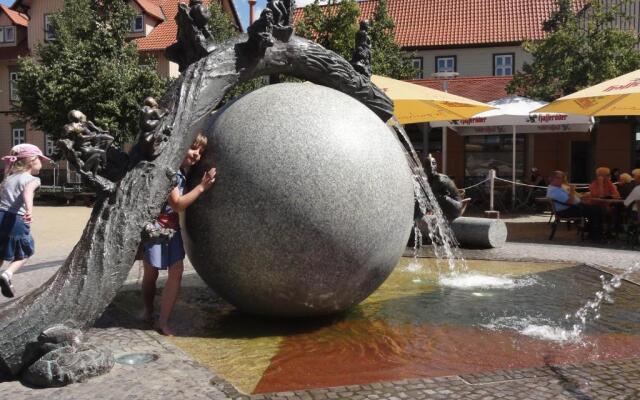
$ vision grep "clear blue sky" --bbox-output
[0,1,317,31]
[234,0,315,30]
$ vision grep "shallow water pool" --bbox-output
[128,259,640,394]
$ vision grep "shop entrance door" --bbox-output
[571,141,590,184]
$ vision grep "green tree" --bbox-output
[369,0,415,79]
[15,0,167,144]
[507,0,640,101]
[204,0,265,103]
[296,0,415,79]
[296,0,360,60]
[207,0,237,43]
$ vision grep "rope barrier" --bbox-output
[460,178,490,191]
[493,177,547,189]
[493,177,590,190]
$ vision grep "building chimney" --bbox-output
[249,0,257,25]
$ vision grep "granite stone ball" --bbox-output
[184,82,414,317]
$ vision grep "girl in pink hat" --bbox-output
[0,143,49,298]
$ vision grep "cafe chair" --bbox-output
[548,200,585,241]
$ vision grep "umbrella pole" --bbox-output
[512,125,516,209]
[443,126,448,174]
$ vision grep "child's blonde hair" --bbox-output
[6,155,37,176]
[191,132,208,150]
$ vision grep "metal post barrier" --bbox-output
[484,169,500,219]
[489,169,495,211]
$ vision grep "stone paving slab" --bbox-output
[0,301,234,400]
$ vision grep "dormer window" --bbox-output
[131,15,144,32]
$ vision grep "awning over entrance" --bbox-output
[430,95,594,205]
[431,95,593,134]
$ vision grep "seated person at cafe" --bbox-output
[588,167,620,199]
[632,168,640,188]
[547,170,603,240]
[624,179,640,221]
[618,173,635,199]
[529,167,546,187]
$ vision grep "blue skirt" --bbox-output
[0,210,35,261]
[143,230,185,270]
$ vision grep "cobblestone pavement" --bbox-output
[1,208,640,399]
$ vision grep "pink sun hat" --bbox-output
[2,143,52,166]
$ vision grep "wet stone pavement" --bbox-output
[1,210,640,399]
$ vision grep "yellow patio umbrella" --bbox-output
[371,75,495,124]
[535,69,640,116]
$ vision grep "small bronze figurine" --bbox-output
[247,8,275,54]
[266,0,294,42]
[59,110,120,192]
[351,20,372,78]
[165,0,215,72]
[137,97,169,160]
[61,110,114,176]
[423,154,464,222]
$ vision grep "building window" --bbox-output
[4,26,14,43]
[9,71,18,101]
[132,15,144,32]
[464,134,525,184]
[12,128,25,146]
[411,57,423,79]
[45,134,56,157]
[0,26,16,43]
[494,53,514,76]
[44,14,56,41]
[435,56,456,73]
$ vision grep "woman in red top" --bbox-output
[589,167,620,199]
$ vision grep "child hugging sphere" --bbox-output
[0,143,50,298]
[141,133,216,336]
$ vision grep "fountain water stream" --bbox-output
[388,119,636,344]
[389,119,466,275]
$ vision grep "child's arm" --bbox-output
[167,168,216,213]
[22,180,40,224]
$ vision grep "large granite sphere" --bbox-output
[184,83,414,317]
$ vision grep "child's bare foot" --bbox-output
[154,323,175,336]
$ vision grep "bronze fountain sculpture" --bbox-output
[0,2,402,386]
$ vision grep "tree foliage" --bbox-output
[207,0,237,43]
[296,0,360,61]
[369,0,415,79]
[296,0,415,79]
[507,0,640,101]
[15,0,167,144]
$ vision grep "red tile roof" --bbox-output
[132,0,165,21]
[135,0,241,52]
[294,0,587,48]
[410,76,512,103]
[135,0,183,52]
[0,4,28,27]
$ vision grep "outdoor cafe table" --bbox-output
[583,198,625,206]
[582,197,626,237]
